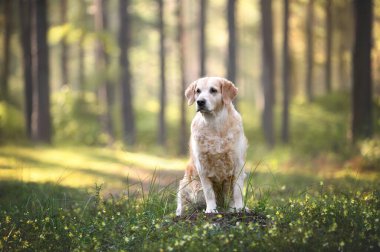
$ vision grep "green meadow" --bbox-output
[1,93,379,251]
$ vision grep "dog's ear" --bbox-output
[185,81,197,105]
[221,79,238,104]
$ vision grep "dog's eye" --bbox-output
[196,89,201,94]
[210,87,217,94]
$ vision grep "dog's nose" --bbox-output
[197,99,206,107]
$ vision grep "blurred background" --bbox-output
[0,0,379,190]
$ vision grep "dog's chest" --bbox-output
[193,129,239,181]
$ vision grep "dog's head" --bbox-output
[185,77,238,114]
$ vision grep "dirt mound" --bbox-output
[173,211,269,228]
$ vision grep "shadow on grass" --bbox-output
[0,180,89,211]
[0,149,184,192]
[1,169,379,216]
[247,169,380,205]
[1,145,379,211]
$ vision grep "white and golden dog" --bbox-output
[176,77,248,216]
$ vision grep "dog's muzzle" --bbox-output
[196,99,208,112]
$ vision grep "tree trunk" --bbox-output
[19,0,33,138]
[1,0,12,101]
[305,0,314,102]
[119,0,136,146]
[281,0,290,143]
[336,1,352,91]
[325,0,332,93]
[94,0,114,144]
[199,0,207,77]
[260,0,275,148]
[338,40,350,91]
[31,0,52,143]
[78,33,85,93]
[76,1,86,93]
[352,0,373,141]
[227,0,236,84]
[60,0,68,87]
[158,0,167,146]
[177,0,187,155]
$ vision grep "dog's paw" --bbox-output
[205,208,218,214]
[228,206,250,213]
[176,207,183,216]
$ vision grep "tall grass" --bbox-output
[1,170,379,251]
[0,92,379,250]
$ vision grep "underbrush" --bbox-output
[1,91,379,250]
[1,91,378,162]
[359,137,380,170]
[288,93,351,158]
[0,102,25,144]
[52,88,106,145]
[0,91,360,156]
[1,178,379,251]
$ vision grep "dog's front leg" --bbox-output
[230,174,245,211]
[176,179,186,216]
[199,175,217,213]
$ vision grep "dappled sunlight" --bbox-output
[144,100,159,114]
[0,0,378,249]
[0,146,186,192]
[261,159,378,180]
[120,151,186,171]
[1,144,377,196]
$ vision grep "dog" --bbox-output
[176,77,248,215]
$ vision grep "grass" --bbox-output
[0,92,379,250]
[0,145,379,251]
[0,164,379,251]
[0,145,186,193]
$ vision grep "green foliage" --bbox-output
[287,93,351,158]
[51,88,107,145]
[0,144,379,251]
[0,177,379,251]
[359,138,380,170]
[0,102,25,144]
[0,88,373,163]
[241,93,354,163]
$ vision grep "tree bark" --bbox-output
[19,0,33,138]
[60,0,68,87]
[78,33,85,93]
[77,1,86,93]
[227,0,237,84]
[1,0,12,101]
[177,0,187,155]
[338,40,348,91]
[305,0,314,102]
[199,0,207,77]
[94,0,114,144]
[325,0,332,93]
[352,0,373,141]
[336,0,353,91]
[281,0,290,143]
[158,0,167,146]
[119,0,136,146]
[260,0,275,148]
[31,0,52,143]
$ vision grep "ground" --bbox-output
[0,145,379,251]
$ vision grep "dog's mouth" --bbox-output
[196,107,211,113]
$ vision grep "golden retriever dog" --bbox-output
[176,77,248,215]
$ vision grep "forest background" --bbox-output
[0,0,379,250]
[1,0,379,153]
